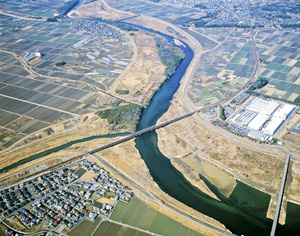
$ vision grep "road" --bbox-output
[270,153,291,236]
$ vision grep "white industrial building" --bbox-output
[229,96,297,140]
[273,104,295,120]
[247,113,269,130]
[246,97,279,115]
[263,117,284,135]
[231,110,257,126]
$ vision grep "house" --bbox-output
[89,212,97,221]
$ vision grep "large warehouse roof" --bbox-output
[273,104,295,119]
[231,110,257,126]
[263,118,284,135]
[247,113,269,130]
[247,97,279,115]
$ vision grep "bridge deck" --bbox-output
[270,154,290,236]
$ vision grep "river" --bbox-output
[122,21,300,236]
[1,4,299,236]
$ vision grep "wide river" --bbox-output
[2,6,299,235]
[127,24,300,236]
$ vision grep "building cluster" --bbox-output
[229,97,296,140]
[181,0,300,29]
[158,0,195,7]
[0,160,133,232]
[60,19,123,38]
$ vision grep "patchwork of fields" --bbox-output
[187,28,253,106]
[0,0,65,18]
[110,197,204,236]
[0,14,133,150]
[68,197,205,236]
[255,30,300,103]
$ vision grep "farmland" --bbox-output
[187,27,254,106]
[110,197,204,236]
[255,30,300,103]
[0,13,134,150]
[0,0,67,19]
[68,217,102,236]
[180,27,218,51]
[107,0,203,25]
[93,221,153,236]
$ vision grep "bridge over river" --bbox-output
[87,109,200,154]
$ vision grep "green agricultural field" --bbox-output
[138,208,157,230]
[68,217,102,236]
[149,213,170,235]
[93,221,153,236]
[110,197,204,236]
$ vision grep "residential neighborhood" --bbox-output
[0,160,134,234]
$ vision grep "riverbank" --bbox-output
[0,113,109,176]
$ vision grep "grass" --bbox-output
[75,168,86,177]
[0,225,6,236]
[116,89,129,95]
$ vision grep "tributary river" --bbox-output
[1,9,299,236]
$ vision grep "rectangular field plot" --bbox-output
[2,65,29,77]
[93,221,152,236]
[110,197,204,236]
[58,88,93,101]
[68,217,102,236]
[42,97,81,112]
[110,200,128,221]
[0,52,14,63]
[6,116,49,134]
[26,106,72,123]
[138,208,157,230]
[0,110,20,127]
[0,128,24,150]
[0,85,53,104]
[164,220,183,236]
[149,213,170,235]
[0,95,37,115]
